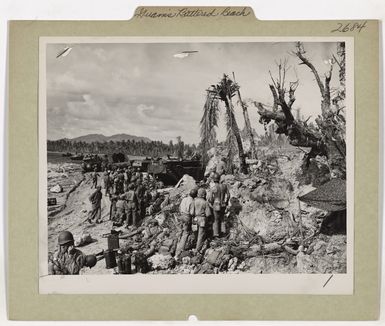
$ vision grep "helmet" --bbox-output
[212,173,220,182]
[84,255,97,268]
[197,188,206,198]
[58,231,74,246]
[189,187,198,198]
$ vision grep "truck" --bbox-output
[147,157,204,185]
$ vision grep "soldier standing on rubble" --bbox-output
[208,173,230,238]
[175,188,197,259]
[48,231,97,275]
[194,188,212,252]
[216,157,227,177]
[125,183,139,228]
[88,185,103,224]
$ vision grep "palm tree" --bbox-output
[200,74,248,174]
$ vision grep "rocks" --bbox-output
[75,232,93,247]
[50,184,63,193]
[147,253,175,270]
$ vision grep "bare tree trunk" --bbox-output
[224,97,248,174]
[233,72,257,159]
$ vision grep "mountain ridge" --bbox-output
[55,133,152,143]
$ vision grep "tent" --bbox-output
[298,178,346,211]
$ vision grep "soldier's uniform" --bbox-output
[208,177,230,237]
[125,187,139,227]
[175,190,196,257]
[89,187,103,223]
[49,247,86,275]
[115,196,128,225]
[194,191,212,252]
[135,182,146,221]
[91,171,99,189]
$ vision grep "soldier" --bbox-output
[88,185,103,224]
[114,176,124,195]
[123,168,132,192]
[135,179,146,222]
[102,170,111,196]
[216,157,227,177]
[114,194,128,226]
[109,194,118,221]
[194,188,212,252]
[208,173,230,238]
[125,183,139,228]
[175,188,197,259]
[48,231,97,275]
[91,167,99,189]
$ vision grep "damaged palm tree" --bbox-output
[200,74,248,174]
[255,42,346,180]
[233,72,258,159]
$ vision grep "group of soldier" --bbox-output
[87,166,164,227]
[49,157,232,274]
[175,172,230,258]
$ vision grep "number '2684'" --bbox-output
[331,21,367,33]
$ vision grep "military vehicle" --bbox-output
[147,157,204,185]
[82,154,104,172]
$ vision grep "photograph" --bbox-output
[39,37,353,293]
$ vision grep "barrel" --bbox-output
[117,254,131,274]
[104,249,117,269]
[107,234,120,250]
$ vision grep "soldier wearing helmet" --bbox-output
[125,183,139,228]
[113,194,128,226]
[175,187,198,258]
[135,179,146,222]
[194,187,212,252]
[91,167,99,189]
[208,173,230,237]
[88,185,103,224]
[48,231,97,275]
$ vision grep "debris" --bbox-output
[50,184,63,193]
[148,253,175,270]
[75,233,93,247]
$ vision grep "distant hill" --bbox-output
[67,133,152,143]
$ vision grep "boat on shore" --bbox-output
[70,154,84,161]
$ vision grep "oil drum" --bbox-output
[107,234,120,250]
[117,254,131,274]
[104,249,117,269]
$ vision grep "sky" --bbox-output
[46,40,340,144]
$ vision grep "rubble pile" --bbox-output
[99,147,346,275]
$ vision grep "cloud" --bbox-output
[46,41,340,143]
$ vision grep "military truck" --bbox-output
[82,154,104,172]
[147,157,204,185]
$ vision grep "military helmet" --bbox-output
[84,255,97,268]
[58,231,74,246]
[212,173,220,182]
[189,187,198,198]
[197,188,207,198]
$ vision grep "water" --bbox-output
[47,152,82,164]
